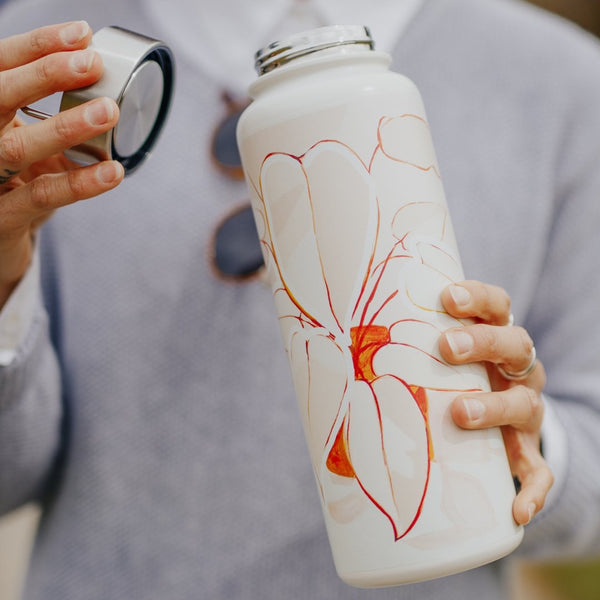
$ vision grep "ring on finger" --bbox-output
[497,346,537,381]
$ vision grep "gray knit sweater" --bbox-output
[1,0,600,598]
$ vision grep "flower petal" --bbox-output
[347,377,430,539]
[374,340,487,392]
[289,329,349,467]
[392,202,449,247]
[417,242,464,283]
[260,153,338,331]
[404,260,454,315]
[301,142,376,330]
[375,320,488,391]
[440,466,497,530]
[370,150,452,272]
[378,115,439,172]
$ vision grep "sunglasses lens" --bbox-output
[214,205,264,278]
[213,111,243,169]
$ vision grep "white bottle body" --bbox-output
[238,46,522,588]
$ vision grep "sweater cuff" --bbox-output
[539,393,568,511]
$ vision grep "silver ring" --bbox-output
[507,312,515,326]
[497,346,537,381]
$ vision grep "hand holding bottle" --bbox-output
[440,280,553,526]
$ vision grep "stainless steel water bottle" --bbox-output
[237,25,522,588]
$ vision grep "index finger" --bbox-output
[502,427,554,525]
[0,22,92,71]
[441,280,511,325]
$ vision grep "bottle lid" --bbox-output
[21,26,174,175]
[255,25,374,76]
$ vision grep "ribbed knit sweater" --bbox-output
[1,0,600,598]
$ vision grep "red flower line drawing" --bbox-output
[246,115,486,540]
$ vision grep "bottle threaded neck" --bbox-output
[254,25,374,76]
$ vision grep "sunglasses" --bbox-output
[209,93,264,281]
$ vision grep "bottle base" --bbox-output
[338,529,524,588]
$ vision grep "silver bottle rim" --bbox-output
[59,26,174,174]
[255,25,374,76]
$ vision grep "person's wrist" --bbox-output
[0,238,33,309]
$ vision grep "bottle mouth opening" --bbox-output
[254,25,374,76]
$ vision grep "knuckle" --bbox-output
[0,78,8,114]
[535,360,547,391]
[480,325,499,355]
[29,174,55,211]
[497,391,511,422]
[520,385,543,423]
[479,281,493,307]
[0,131,25,166]
[52,114,75,144]
[498,286,511,316]
[469,280,511,323]
[29,30,52,55]
[35,56,53,84]
[66,169,86,197]
[516,327,534,355]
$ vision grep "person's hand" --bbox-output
[0,22,123,307]
[438,280,554,526]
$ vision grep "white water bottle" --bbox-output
[237,25,523,588]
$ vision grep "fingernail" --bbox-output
[527,502,537,524]
[84,98,114,126]
[70,49,95,74]
[60,21,90,45]
[449,284,471,307]
[445,330,473,356]
[462,398,485,422]
[97,161,123,184]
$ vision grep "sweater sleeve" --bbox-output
[517,46,600,559]
[0,254,63,515]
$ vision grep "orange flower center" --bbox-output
[350,324,390,383]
